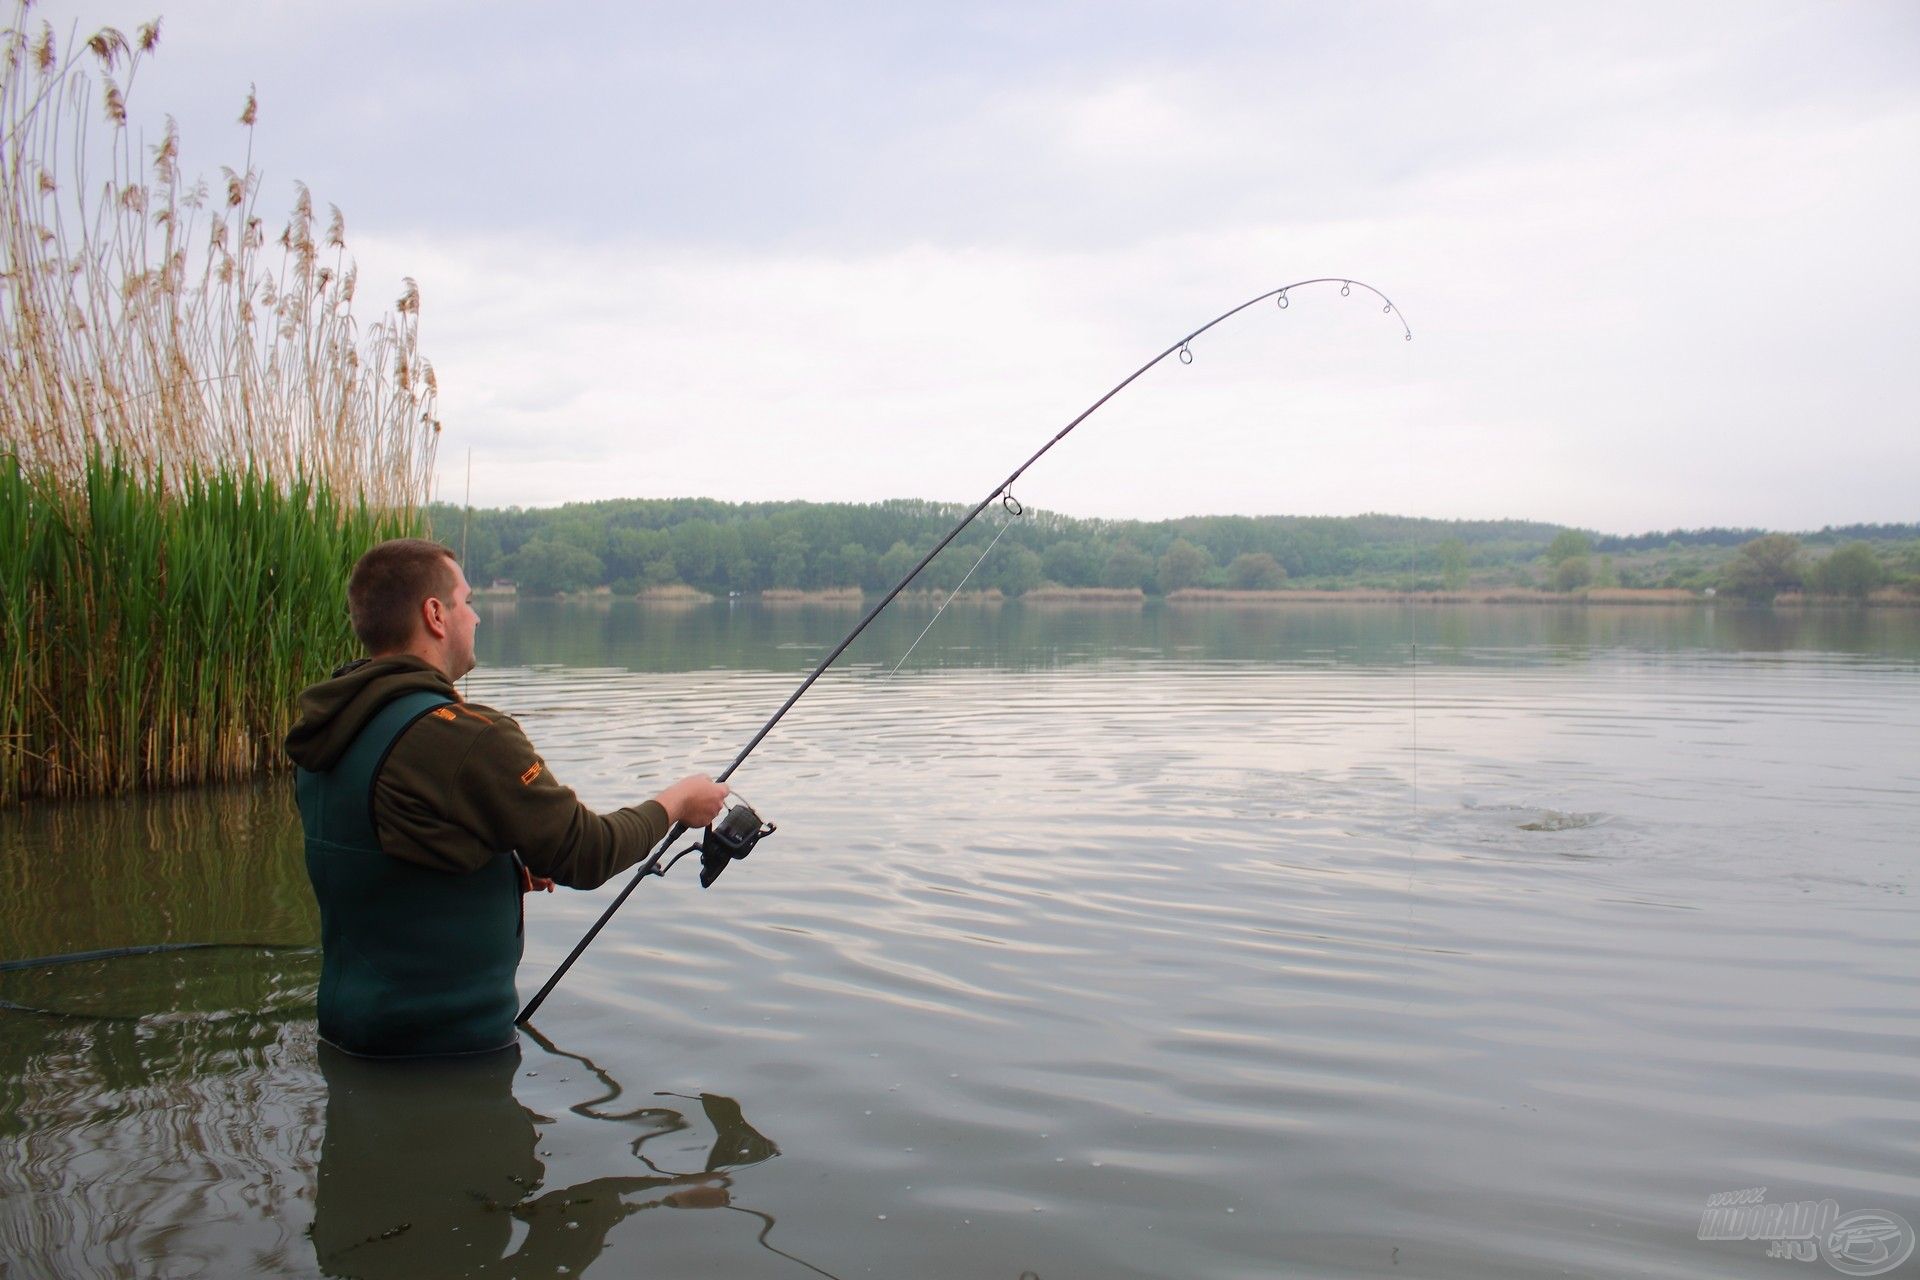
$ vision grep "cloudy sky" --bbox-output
[36,0,1920,531]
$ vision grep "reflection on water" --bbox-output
[481,597,1920,673]
[0,946,324,1275]
[0,944,808,1279]
[0,781,314,960]
[313,1036,803,1280]
[2,602,1917,1278]
[0,942,316,1019]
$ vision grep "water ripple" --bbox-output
[4,607,1918,1277]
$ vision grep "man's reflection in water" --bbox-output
[312,1036,817,1279]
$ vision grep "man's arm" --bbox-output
[374,703,726,888]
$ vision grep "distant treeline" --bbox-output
[430,499,1569,597]
[1591,523,1920,553]
[428,498,1920,600]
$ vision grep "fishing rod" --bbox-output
[515,277,1411,1025]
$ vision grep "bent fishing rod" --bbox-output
[516,277,1411,1025]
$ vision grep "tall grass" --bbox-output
[1,7,439,802]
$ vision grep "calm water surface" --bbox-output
[3,603,1917,1279]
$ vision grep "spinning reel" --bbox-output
[698,793,776,888]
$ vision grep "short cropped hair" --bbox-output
[348,538,458,654]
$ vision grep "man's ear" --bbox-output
[421,595,448,640]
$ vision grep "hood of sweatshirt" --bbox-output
[283,655,457,773]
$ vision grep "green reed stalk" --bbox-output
[0,7,439,802]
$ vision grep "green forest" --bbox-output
[428,498,1920,603]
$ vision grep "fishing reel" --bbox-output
[698,793,775,888]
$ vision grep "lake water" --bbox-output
[3,601,1917,1279]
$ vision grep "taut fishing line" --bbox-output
[515,277,1412,1024]
[885,493,1026,680]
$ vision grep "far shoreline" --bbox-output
[476,584,1920,609]
[1161,587,1918,608]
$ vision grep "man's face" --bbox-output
[441,560,479,680]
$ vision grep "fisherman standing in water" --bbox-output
[284,538,729,1057]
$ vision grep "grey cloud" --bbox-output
[24,0,1919,528]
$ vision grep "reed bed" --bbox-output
[1163,587,1716,607]
[1773,589,1920,609]
[1,8,438,802]
[1580,588,1699,605]
[895,587,1004,605]
[1167,588,1586,604]
[1022,586,1145,604]
[632,584,714,607]
[758,587,865,604]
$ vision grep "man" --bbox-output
[285,538,728,1057]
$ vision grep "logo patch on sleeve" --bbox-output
[520,762,543,786]
[432,707,457,721]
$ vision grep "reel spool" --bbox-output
[698,793,776,888]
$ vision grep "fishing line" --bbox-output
[1394,343,1424,1098]
[0,941,315,1020]
[517,277,1412,1025]
[0,940,315,973]
[884,494,1025,679]
[1402,544,1420,948]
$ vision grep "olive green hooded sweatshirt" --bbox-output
[285,655,668,888]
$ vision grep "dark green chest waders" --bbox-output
[296,689,523,1057]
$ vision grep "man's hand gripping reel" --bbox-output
[699,793,775,888]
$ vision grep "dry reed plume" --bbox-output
[1,3,440,802]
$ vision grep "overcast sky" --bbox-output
[36,0,1920,532]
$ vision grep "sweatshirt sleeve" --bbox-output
[459,714,671,889]
[372,700,669,888]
